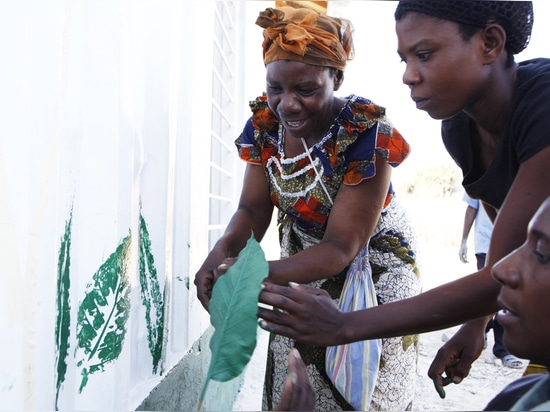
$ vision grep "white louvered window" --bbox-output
[208,1,242,249]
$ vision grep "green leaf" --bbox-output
[76,233,132,393]
[138,214,165,374]
[54,208,72,410]
[198,234,268,406]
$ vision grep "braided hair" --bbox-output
[395,1,534,61]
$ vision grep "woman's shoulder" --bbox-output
[518,58,550,74]
[249,94,279,133]
[335,95,389,141]
[340,95,386,122]
[516,58,550,99]
[336,95,410,167]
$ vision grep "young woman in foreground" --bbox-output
[258,0,550,399]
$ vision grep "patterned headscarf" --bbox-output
[256,7,354,71]
[394,1,533,55]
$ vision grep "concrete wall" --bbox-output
[136,327,243,412]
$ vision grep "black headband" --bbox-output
[395,1,534,55]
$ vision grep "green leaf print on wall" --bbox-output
[198,234,268,409]
[55,210,72,410]
[138,214,164,374]
[76,233,132,393]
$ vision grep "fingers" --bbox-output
[275,349,315,411]
[257,283,323,332]
[427,345,462,399]
[458,244,468,263]
[257,282,341,346]
[431,375,457,399]
[428,344,471,399]
[215,257,238,279]
[257,306,296,337]
[195,271,215,311]
[259,282,326,306]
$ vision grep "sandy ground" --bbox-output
[232,193,528,411]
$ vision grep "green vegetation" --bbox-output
[400,165,462,198]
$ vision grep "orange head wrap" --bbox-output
[256,7,354,71]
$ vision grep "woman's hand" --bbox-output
[275,348,315,411]
[194,257,238,311]
[257,282,346,347]
[427,318,487,398]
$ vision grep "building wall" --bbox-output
[0,1,268,410]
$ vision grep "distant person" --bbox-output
[459,193,524,369]
[459,193,492,270]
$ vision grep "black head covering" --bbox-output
[394,1,534,54]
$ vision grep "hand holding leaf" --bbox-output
[198,234,268,409]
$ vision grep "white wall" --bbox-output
[0,1,244,410]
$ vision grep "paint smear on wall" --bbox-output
[138,214,164,374]
[54,209,72,410]
[76,233,131,393]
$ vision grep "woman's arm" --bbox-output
[266,154,392,285]
[426,144,550,390]
[258,266,499,345]
[258,146,550,342]
[195,151,392,308]
[194,163,274,310]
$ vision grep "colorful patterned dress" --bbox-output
[236,94,421,411]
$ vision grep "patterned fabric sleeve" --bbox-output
[235,94,279,165]
[340,97,410,185]
[235,119,263,165]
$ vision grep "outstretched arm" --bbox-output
[194,163,273,310]
[427,145,550,395]
[259,146,550,344]
[258,266,500,345]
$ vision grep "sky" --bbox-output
[244,1,550,187]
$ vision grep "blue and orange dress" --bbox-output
[236,94,421,411]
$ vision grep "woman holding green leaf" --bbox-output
[258,0,550,403]
[194,6,421,411]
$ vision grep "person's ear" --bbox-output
[481,24,507,64]
[333,70,344,91]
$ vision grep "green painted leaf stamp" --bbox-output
[55,209,72,410]
[76,233,132,393]
[138,214,165,374]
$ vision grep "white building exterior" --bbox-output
[0,1,273,410]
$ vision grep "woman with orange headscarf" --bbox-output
[194,7,421,410]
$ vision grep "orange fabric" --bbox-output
[376,130,410,165]
[256,7,354,70]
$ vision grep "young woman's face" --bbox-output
[396,12,489,120]
[492,198,550,366]
[265,60,341,140]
